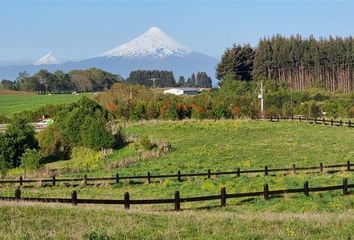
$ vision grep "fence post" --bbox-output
[124,192,130,210]
[340,119,343,126]
[349,120,352,127]
[264,166,268,176]
[71,191,77,206]
[322,118,325,124]
[15,187,21,201]
[147,172,151,184]
[207,169,211,179]
[263,184,269,200]
[221,187,227,207]
[19,176,23,187]
[177,171,181,182]
[270,116,273,122]
[174,191,181,211]
[331,119,334,126]
[236,167,240,177]
[291,115,294,121]
[83,174,88,186]
[292,164,296,174]
[277,116,280,122]
[52,175,56,186]
[319,163,324,173]
[304,181,309,197]
[314,117,317,124]
[347,161,351,171]
[299,116,301,122]
[343,178,349,195]
[116,173,120,184]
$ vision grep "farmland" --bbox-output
[0,90,91,116]
[1,120,354,238]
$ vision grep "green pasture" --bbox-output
[2,120,354,239]
[0,93,91,116]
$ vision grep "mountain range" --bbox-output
[0,27,218,83]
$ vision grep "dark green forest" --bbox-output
[217,35,354,92]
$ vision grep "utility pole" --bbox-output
[258,82,264,117]
[150,78,159,108]
[150,78,158,89]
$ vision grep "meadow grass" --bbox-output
[0,92,91,116]
[0,202,354,239]
[2,120,354,239]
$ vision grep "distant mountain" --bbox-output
[0,27,218,84]
[101,26,192,58]
[33,52,60,65]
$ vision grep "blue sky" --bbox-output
[0,0,354,64]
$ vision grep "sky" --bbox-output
[0,0,354,64]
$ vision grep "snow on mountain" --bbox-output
[101,27,192,59]
[33,52,60,65]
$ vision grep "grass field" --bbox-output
[0,91,91,116]
[2,120,354,239]
[1,202,354,239]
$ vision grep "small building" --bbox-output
[164,88,200,96]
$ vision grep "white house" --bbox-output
[164,88,200,96]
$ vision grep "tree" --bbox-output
[196,72,212,88]
[216,44,255,85]
[37,124,70,159]
[0,117,38,168]
[80,116,114,151]
[127,70,177,87]
[56,97,109,146]
[178,76,186,87]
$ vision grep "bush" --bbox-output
[0,117,38,168]
[80,117,115,151]
[37,125,70,159]
[307,101,322,117]
[137,136,157,151]
[83,231,113,240]
[21,148,41,172]
[70,147,101,169]
[0,115,11,124]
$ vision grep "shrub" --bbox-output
[138,136,157,151]
[307,101,322,117]
[37,125,70,159]
[70,147,101,169]
[83,231,112,240]
[80,117,115,151]
[21,148,41,172]
[1,117,38,168]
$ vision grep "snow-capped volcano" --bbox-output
[0,27,217,84]
[33,52,60,65]
[101,27,192,59]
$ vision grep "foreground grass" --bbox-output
[0,93,91,116]
[1,120,354,238]
[0,202,353,239]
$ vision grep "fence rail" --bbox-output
[2,178,353,210]
[262,115,354,127]
[1,161,353,187]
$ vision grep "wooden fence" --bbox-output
[1,161,352,187]
[1,178,353,211]
[263,115,354,127]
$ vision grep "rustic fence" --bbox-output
[263,115,354,127]
[1,161,352,187]
[1,178,353,211]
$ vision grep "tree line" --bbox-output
[0,68,123,93]
[217,35,354,92]
[126,70,212,88]
[1,69,212,93]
